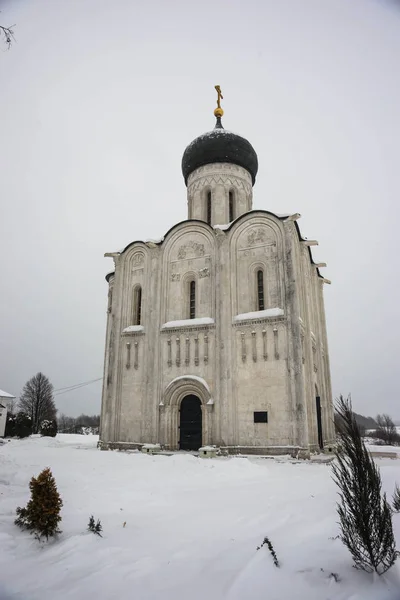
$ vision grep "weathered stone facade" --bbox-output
[100,131,335,456]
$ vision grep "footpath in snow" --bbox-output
[0,434,399,600]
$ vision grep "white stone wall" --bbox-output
[100,163,334,454]
[0,404,7,437]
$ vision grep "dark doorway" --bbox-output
[316,396,323,450]
[179,395,202,450]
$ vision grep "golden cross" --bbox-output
[215,85,223,109]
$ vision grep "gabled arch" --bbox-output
[229,215,284,316]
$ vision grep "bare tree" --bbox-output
[19,373,57,434]
[375,414,399,445]
[57,413,69,432]
[57,413,100,434]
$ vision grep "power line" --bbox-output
[54,377,103,396]
[54,377,103,392]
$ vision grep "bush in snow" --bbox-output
[15,467,62,540]
[87,515,102,536]
[5,412,32,438]
[40,419,58,437]
[256,536,279,567]
[392,484,400,513]
[332,395,398,575]
[4,413,16,437]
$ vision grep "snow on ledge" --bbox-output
[214,223,232,231]
[161,317,214,329]
[123,325,145,333]
[207,398,215,405]
[233,308,284,322]
[145,237,164,244]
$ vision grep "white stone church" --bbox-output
[100,89,335,457]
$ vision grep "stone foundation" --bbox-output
[222,445,310,459]
[98,440,321,459]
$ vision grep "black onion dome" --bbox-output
[181,117,258,186]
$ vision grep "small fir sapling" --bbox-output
[392,484,400,513]
[87,515,103,536]
[15,467,62,540]
[332,395,398,575]
[256,536,280,567]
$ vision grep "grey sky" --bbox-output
[0,0,399,418]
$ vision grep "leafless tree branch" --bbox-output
[0,24,15,49]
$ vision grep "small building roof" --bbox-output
[0,389,16,399]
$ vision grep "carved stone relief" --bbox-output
[177,241,205,260]
[198,267,210,278]
[132,253,144,268]
[247,228,268,246]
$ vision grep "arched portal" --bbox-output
[179,395,202,450]
[159,375,212,450]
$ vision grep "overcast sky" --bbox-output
[0,0,399,418]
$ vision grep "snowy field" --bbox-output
[1,435,400,600]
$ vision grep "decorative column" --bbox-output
[134,341,139,369]
[176,337,181,367]
[194,335,199,366]
[204,334,208,364]
[167,338,172,367]
[262,329,268,361]
[185,337,190,366]
[273,327,279,360]
[252,330,257,362]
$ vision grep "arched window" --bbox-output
[207,191,212,225]
[229,190,234,222]
[133,285,142,325]
[189,280,196,319]
[257,270,265,311]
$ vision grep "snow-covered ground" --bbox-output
[1,435,400,600]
